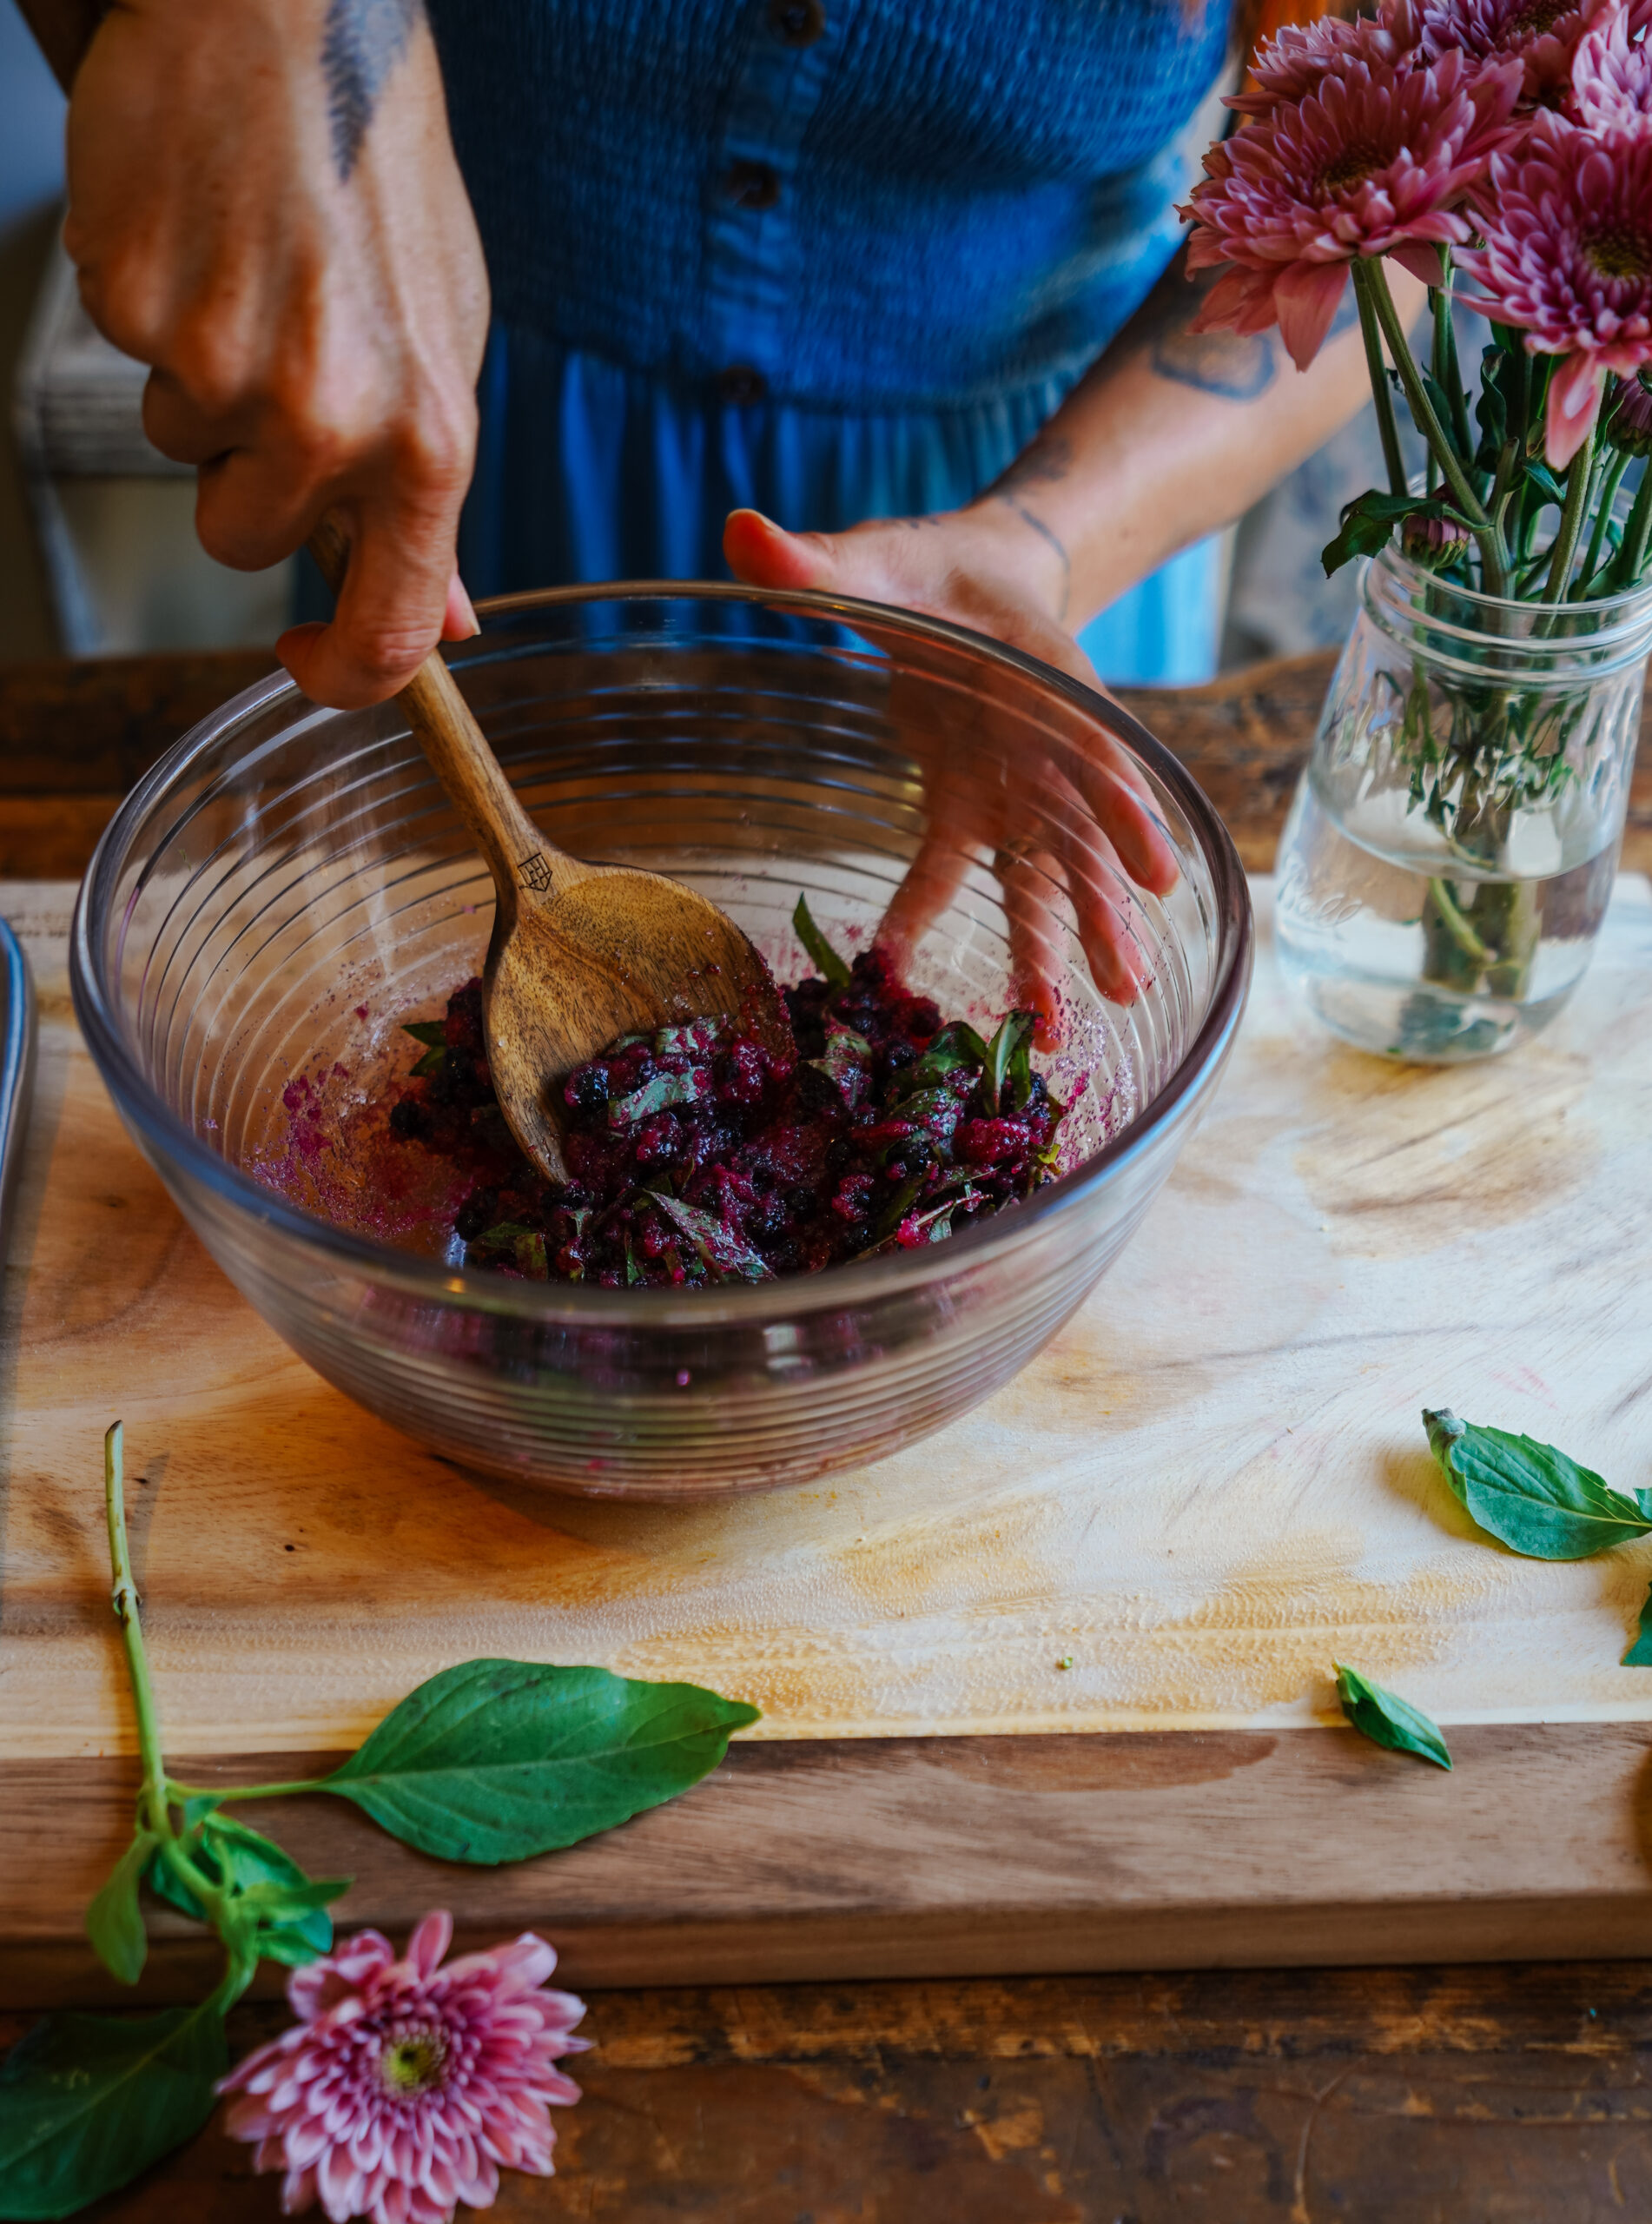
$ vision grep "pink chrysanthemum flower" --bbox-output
[1421,0,1616,106]
[219,1912,586,2224]
[1184,49,1523,370]
[1457,124,1652,461]
[1226,3,1424,122]
[1567,0,1652,130]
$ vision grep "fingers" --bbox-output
[275,490,462,707]
[724,509,843,593]
[997,844,1070,1049]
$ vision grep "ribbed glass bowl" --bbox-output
[72,585,1251,1498]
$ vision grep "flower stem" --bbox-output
[1353,260,1406,500]
[106,1422,169,1844]
[1544,424,1597,603]
[105,1420,250,1986]
[1607,462,1652,592]
[1425,879,1494,970]
[1367,259,1507,594]
[1577,447,1631,597]
[1431,259,1473,463]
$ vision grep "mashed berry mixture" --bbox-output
[384,903,1065,1287]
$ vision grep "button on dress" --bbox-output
[427,0,1234,679]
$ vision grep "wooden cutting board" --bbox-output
[8,876,1652,2005]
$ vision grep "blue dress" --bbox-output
[426,0,1232,682]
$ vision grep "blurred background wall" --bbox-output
[0,0,64,662]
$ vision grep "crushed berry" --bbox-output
[384,906,1067,1289]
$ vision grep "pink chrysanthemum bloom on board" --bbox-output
[218,1913,586,2224]
[1457,124,1652,462]
[1184,49,1523,371]
[1567,0,1652,130]
[1420,0,1616,106]
[1226,2,1424,122]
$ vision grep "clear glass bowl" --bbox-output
[71,585,1251,1498]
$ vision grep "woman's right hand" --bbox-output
[63,0,489,707]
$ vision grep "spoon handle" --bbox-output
[306,514,579,923]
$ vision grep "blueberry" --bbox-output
[388,1096,426,1141]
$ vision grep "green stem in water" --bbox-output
[1543,422,1596,602]
[1577,447,1631,597]
[1354,260,1407,500]
[1367,260,1507,594]
[1426,879,1494,970]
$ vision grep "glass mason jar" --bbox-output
[1276,541,1652,1061]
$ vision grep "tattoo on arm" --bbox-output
[1141,252,1362,400]
[321,0,423,180]
[993,496,1071,623]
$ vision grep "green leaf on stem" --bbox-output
[317,1658,761,1864]
[1334,1664,1452,1770]
[84,1830,157,1987]
[410,1047,447,1079]
[143,1814,345,1965]
[1424,1409,1652,1559]
[1624,1585,1652,1667]
[792,894,851,989]
[401,1021,447,1048]
[1321,492,1466,579]
[0,1998,226,2221]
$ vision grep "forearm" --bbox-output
[974,250,1427,631]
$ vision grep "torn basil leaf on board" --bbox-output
[1333,1664,1453,1770]
[1423,1409,1652,1560]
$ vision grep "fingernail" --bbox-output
[448,576,481,640]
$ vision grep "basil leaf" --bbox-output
[317,1658,761,1864]
[84,1830,156,1987]
[907,1020,988,1089]
[1424,1408,1652,1559]
[401,1021,448,1048]
[1334,1664,1452,1771]
[807,1020,872,1109]
[411,1047,447,1078]
[0,1999,225,2221]
[1624,1584,1652,1666]
[792,893,851,989]
[654,1019,720,1058]
[985,1010,1034,1111]
[648,1192,773,1282]
[609,1068,708,1126]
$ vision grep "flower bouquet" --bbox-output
[1186,0,1652,1059]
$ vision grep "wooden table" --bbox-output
[7,645,1652,2221]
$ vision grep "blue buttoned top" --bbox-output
[427,0,1233,678]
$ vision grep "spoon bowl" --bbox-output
[313,520,792,1180]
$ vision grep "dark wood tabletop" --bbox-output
[5,642,1651,2222]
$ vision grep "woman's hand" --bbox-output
[724,503,1181,1041]
[63,0,489,707]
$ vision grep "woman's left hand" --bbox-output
[724,503,1180,1041]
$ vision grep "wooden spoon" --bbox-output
[308,518,791,1182]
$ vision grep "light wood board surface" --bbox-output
[8,878,1652,1760]
[10,875,1652,2002]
